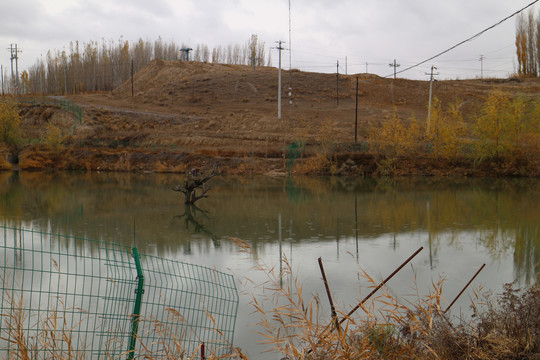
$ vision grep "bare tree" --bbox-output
[527,11,537,75]
[515,10,539,76]
[249,34,258,68]
[201,44,210,63]
[172,164,220,204]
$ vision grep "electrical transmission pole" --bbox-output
[426,65,439,135]
[336,60,339,106]
[388,59,400,79]
[8,44,22,94]
[288,0,293,113]
[275,40,285,120]
[479,55,484,79]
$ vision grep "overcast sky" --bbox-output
[1,0,539,80]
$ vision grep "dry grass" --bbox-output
[0,273,246,360]
[2,245,539,359]
[235,240,540,360]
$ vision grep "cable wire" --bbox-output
[385,0,539,78]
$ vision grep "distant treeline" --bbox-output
[10,35,269,95]
[515,9,540,76]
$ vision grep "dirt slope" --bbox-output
[65,60,539,153]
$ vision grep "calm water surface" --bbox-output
[1,172,538,359]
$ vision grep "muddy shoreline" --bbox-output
[2,144,538,177]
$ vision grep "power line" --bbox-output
[385,0,540,78]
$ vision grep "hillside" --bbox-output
[12,60,540,175]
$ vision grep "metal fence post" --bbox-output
[127,247,145,359]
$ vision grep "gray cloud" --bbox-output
[1,0,537,79]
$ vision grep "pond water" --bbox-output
[0,171,538,359]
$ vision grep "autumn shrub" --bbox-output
[0,101,22,147]
[44,122,63,150]
[427,98,466,159]
[472,90,539,161]
[368,110,422,159]
[368,110,421,176]
[296,118,337,174]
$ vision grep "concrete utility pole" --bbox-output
[479,55,484,79]
[13,44,21,94]
[388,59,400,79]
[180,47,193,61]
[355,77,358,143]
[275,40,285,120]
[426,65,439,135]
[288,0,293,112]
[336,60,339,106]
[8,44,22,94]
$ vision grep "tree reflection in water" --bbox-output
[172,204,220,254]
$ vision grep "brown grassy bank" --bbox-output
[2,60,540,176]
[9,144,538,177]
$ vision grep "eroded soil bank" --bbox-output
[3,144,537,177]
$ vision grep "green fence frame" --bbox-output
[0,225,239,359]
[15,96,82,124]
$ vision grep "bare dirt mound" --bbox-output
[67,60,540,154]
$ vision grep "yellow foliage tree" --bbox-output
[369,110,421,158]
[45,122,63,150]
[428,98,465,159]
[0,101,22,147]
[473,90,536,159]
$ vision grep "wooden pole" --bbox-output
[339,246,424,325]
[444,264,486,314]
[318,257,341,333]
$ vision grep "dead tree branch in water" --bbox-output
[172,164,220,204]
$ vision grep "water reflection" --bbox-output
[171,204,220,252]
[0,172,538,285]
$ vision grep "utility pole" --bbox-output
[336,60,339,106]
[388,59,400,79]
[288,0,293,113]
[275,40,285,120]
[1,65,4,96]
[355,77,358,143]
[426,65,439,135]
[64,66,68,95]
[8,46,14,92]
[180,47,193,61]
[8,44,22,94]
[131,58,134,97]
[345,56,348,75]
[14,44,21,94]
[479,55,484,79]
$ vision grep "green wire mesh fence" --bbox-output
[14,96,83,124]
[0,225,239,359]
